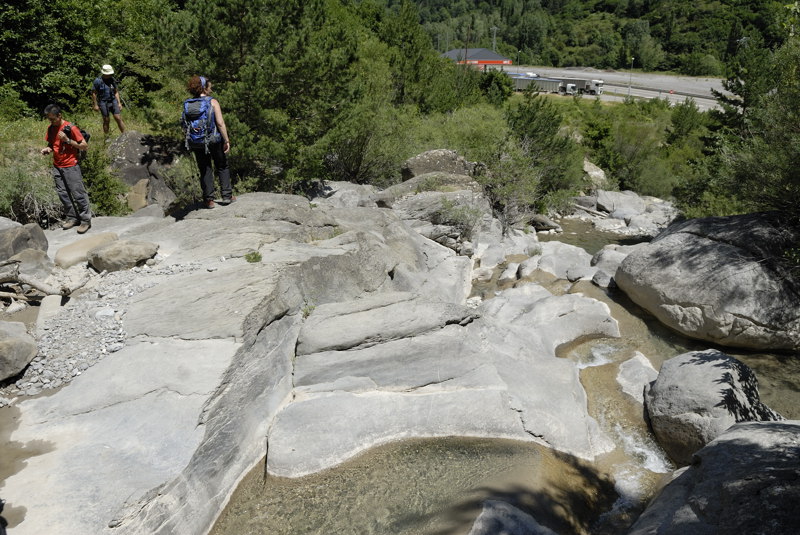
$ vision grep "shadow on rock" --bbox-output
[420,450,618,535]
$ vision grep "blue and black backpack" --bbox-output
[181,96,220,152]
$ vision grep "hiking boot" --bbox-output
[62,220,79,230]
[221,196,237,205]
[76,222,91,234]
[205,199,216,209]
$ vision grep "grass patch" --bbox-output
[244,251,262,263]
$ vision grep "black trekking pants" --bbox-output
[192,142,232,201]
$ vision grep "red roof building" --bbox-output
[441,48,513,68]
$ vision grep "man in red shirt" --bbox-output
[40,104,91,233]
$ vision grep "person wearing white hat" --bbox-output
[91,64,126,135]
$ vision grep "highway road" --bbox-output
[504,66,725,111]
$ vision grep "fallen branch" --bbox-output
[0,261,90,298]
[572,203,608,218]
[0,291,31,301]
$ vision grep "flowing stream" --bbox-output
[198,219,799,533]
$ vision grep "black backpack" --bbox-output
[62,124,90,162]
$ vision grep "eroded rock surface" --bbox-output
[269,286,619,477]
[0,179,656,535]
[616,212,800,351]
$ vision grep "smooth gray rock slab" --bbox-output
[0,321,37,381]
[627,421,800,535]
[125,263,281,340]
[596,190,646,215]
[469,500,558,535]
[88,239,159,272]
[296,292,476,355]
[53,232,118,268]
[616,212,800,350]
[117,315,300,535]
[268,389,530,478]
[644,350,783,466]
[132,204,166,218]
[271,285,620,478]
[2,337,238,535]
[0,223,47,260]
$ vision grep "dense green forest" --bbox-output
[397,0,786,74]
[0,0,798,246]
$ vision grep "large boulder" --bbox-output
[374,171,482,209]
[526,240,594,281]
[616,212,800,351]
[53,232,118,268]
[645,350,783,466]
[596,190,646,218]
[627,421,800,535]
[87,239,159,272]
[6,248,54,281]
[401,149,476,180]
[108,131,178,212]
[0,217,21,231]
[393,189,489,253]
[0,321,37,381]
[583,159,608,190]
[308,181,378,208]
[0,223,47,260]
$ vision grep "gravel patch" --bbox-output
[0,258,208,407]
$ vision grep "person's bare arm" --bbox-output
[211,99,230,153]
[92,89,99,111]
[115,88,123,110]
[57,130,88,151]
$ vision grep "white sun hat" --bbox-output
[101,64,114,75]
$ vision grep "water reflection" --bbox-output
[211,438,616,535]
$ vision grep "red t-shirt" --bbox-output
[45,121,84,168]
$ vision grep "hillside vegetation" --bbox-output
[401,0,785,75]
[1,0,798,242]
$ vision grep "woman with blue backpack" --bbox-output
[182,75,233,208]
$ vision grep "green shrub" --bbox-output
[80,144,129,216]
[0,118,62,224]
[431,197,482,240]
[0,85,32,121]
[0,161,62,225]
[163,155,203,210]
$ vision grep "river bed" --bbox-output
[210,222,687,534]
